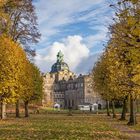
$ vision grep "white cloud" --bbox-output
[35,35,90,73]
[76,53,101,74]
[33,0,108,43]
[33,0,114,73]
[84,33,107,49]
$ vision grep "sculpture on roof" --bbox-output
[50,51,69,73]
[57,50,64,63]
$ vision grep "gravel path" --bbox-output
[108,117,140,140]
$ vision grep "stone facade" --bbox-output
[43,51,105,109]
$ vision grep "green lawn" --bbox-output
[0,112,131,140]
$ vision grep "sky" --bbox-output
[33,0,114,74]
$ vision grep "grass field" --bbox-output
[0,111,135,140]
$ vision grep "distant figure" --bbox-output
[90,105,92,112]
[98,104,102,109]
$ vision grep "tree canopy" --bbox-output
[92,0,140,125]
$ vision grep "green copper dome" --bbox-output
[50,51,69,73]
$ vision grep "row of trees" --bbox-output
[0,0,42,119]
[93,0,140,125]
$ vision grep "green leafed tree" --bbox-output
[21,62,43,117]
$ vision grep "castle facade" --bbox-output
[43,51,105,109]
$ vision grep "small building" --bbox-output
[54,103,60,109]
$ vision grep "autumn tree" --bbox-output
[21,62,43,117]
[0,35,27,119]
[31,64,43,103]
[109,0,140,125]
[0,0,41,117]
[93,53,113,117]
[0,0,11,35]
[93,0,140,123]
[0,0,40,49]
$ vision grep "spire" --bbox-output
[57,50,64,63]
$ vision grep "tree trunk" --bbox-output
[0,102,6,119]
[24,101,29,117]
[15,100,20,118]
[136,99,139,113]
[126,97,129,113]
[106,100,110,116]
[128,95,137,125]
[120,97,128,120]
[112,101,116,118]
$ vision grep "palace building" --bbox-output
[43,51,105,109]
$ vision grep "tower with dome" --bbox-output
[51,51,70,73]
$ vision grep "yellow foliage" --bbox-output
[0,35,27,103]
[93,0,140,101]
